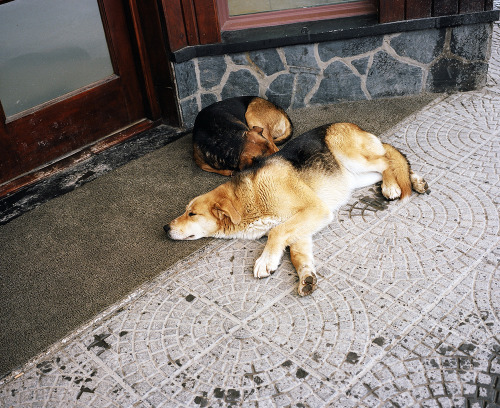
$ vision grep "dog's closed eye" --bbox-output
[188,212,196,217]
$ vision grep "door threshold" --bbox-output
[0,120,189,225]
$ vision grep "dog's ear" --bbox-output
[212,199,242,225]
[252,126,264,135]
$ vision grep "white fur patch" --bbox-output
[215,217,281,240]
[351,172,383,190]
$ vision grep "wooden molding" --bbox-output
[218,1,376,31]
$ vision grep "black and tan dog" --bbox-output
[192,96,293,176]
[166,123,429,296]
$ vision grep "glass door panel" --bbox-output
[0,0,114,117]
[0,0,147,188]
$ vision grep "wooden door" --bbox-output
[0,0,149,191]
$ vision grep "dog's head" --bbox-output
[246,126,279,155]
[165,187,242,240]
[238,126,278,170]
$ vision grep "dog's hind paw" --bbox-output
[297,267,317,296]
[254,252,281,279]
[410,170,429,194]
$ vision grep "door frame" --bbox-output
[0,0,178,197]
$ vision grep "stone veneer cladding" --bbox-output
[174,23,492,127]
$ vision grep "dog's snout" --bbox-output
[163,224,171,235]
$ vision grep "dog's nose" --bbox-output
[163,225,171,235]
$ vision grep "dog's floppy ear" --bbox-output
[212,199,242,225]
[251,126,264,135]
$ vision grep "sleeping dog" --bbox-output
[192,96,293,176]
[166,123,429,296]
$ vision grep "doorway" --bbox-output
[0,0,176,195]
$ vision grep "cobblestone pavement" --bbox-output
[1,21,500,408]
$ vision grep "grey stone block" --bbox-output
[352,57,370,75]
[221,70,260,99]
[198,56,227,89]
[317,36,383,62]
[180,97,199,128]
[266,74,294,110]
[200,93,218,109]
[284,44,319,70]
[390,29,446,64]
[310,61,365,104]
[292,73,317,108]
[427,58,488,92]
[450,23,492,61]
[175,60,198,99]
[230,53,250,65]
[248,49,285,76]
[173,23,494,127]
[366,51,423,98]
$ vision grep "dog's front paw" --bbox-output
[410,170,429,194]
[254,252,281,279]
[297,266,318,296]
[381,183,401,201]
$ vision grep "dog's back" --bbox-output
[248,123,415,209]
[193,97,255,172]
[195,96,254,128]
[192,97,293,176]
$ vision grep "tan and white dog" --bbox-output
[165,123,428,296]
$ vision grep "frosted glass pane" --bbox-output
[0,0,114,117]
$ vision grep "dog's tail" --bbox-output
[383,143,413,200]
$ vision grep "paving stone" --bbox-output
[0,343,143,407]
[200,92,218,109]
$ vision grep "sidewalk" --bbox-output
[1,23,499,408]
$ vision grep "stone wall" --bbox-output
[173,23,492,127]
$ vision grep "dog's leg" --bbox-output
[254,202,332,279]
[290,237,317,296]
[197,163,234,177]
[382,143,429,198]
[380,143,412,200]
[193,144,235,176]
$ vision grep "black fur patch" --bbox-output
[193,96,256,171]
[276,124,339,172]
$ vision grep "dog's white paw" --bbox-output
[297,266,318,296]
[410,171,429,194]
[253,252,281,278]
[381,183,401,200]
